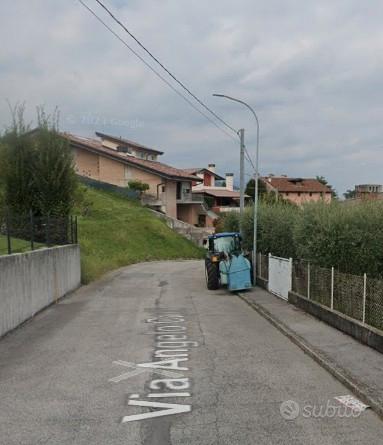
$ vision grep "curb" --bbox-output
[237,291,383,420]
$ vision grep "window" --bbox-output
[309,192,313,197]
[204,173,212,186]
[117,145,132,154]
[212,237,239,254]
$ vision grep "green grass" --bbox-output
[77,187,204,283]
[0,235,44,255]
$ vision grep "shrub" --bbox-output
[222,211,240,233]
[1,104,77,217]
[229,199,383,278]
[240,203,299,256]
[294,200,383,277]
[128,180,150,193]
[32,107,77,217]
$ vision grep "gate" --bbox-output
[268,254,292,300]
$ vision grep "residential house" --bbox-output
[64,131,206,223]
[183,165,250,227]
[354,184,383,200]
[262,175,332,205]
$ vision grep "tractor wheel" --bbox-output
[205,258,220,290]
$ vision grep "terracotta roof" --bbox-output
[64,133,201,182]
[182,167,225,180]
[200,189,249,198]
[262,177,332,193]
[95,131,164,155]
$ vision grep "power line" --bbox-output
[93,0,238,135]
[76,0,238,142]
[76,0,237,141]
[244,146,256,171]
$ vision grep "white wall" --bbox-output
[0,245,81,337]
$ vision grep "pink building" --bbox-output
[263,176,332,205]
[183,165,250,227]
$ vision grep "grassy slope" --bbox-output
[78,187,204,283]
[0,235,44,255]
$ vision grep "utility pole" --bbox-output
[239,128,245,221]
[213,94,260,285]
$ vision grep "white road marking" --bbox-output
[334,395,369,413]
[109,360,184,383]
[122,400,191,423]
[148,392,191,398]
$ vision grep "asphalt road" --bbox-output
[1,260,382,445]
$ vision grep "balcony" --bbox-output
[141,193,163,207]
[177,192,204,204]
[213,206,241,213]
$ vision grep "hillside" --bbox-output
[77,187,204,283]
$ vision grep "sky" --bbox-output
[1,0,383,195]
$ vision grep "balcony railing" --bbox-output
[177,193,204,203]
[213,206,241,213]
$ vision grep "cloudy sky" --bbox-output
[1,0,383,195]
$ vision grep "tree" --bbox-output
[316,175,338,199]
[32,107,77,216]
[128,179,150,193]
[245,178,267,200]
[245,177,279,204]
[1,104,77,216]
[343,189,356,199]
[1,104,37,215]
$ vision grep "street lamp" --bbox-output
[213,94,260,284]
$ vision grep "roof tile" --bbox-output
[263,177,332,193]
[64,133,201,181]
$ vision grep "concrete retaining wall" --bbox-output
[149,209,214,246]
[0,245,81,338]
[289,291,383,354]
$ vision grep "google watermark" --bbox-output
[280,396,369,421]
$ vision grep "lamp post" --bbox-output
[213,94,260,284]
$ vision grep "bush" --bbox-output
[128,180,150,193]
[225,199,383,278]
[294,201,383,277]
[1,104,77,217]
[222,211,240,233]
[237,203,299,256]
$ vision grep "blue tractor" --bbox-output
[204,232,253,292]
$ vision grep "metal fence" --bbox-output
[257,252,269,281]
[0,211,78,255]
[256,254,383,332]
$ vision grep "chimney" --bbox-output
[226,173,234,191]
[207,164,216,187]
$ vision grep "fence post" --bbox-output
[45,214,50,247]
[289,258,293,293]
[30,210,35,251]
[307,262,311,299]
[6,209,11,255]
[331,266,334,310]
[259,252,262,279]
[75,216,78,244]
[362,273,367,324]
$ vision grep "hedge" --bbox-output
[223,200,383,278]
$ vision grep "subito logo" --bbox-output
[280,400,300,420]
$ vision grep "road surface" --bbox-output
[0,260,382,444]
